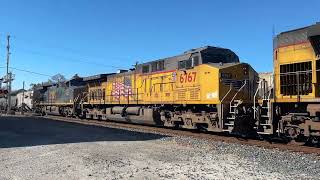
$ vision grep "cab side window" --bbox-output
[151,60,165,72]
[142,65,150,73]
[158,60,164,71]
[178,61,186,69]
[178,56,199,69]
[151,62,157,72]
[185,59,192,68]
[193,56,199,66]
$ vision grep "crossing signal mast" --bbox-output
[6,35,14,114]
[1,35,14,113]
[0,72,8,98]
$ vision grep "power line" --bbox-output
[14,47,128,70]
[9,67,52,77]
[10,36,133,69]
[0,66,52,77]
[12,35,134,61]
[0,35,142,81]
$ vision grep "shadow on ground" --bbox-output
[0,116,167,148]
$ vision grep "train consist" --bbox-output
[33,23,320,144]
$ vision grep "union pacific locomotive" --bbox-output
[260,23,320,142]
[33,23,320,144]
[35,46,258,134]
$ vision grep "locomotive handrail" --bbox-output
[220,84,233,128]
[253,80,262,119]
[74,94,80,103]
[230,80,247,105]
[266,87,272,122]
[80,92,89,104]
[221,84,233,104]
[253,80,272,124]
[73,93,82,112]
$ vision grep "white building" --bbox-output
[259,72,273,89]
[16,90,33,109]
[0,90,33,111]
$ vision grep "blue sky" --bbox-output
[0,0,319,89]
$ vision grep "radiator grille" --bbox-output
[177,89,187,100]
[189,88,200,100]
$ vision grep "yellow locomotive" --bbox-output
[86,46,258,133]
[256,23,320,141]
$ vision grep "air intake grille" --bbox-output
[189,88,200,100]
[280,61,312,95]
[177,89,187,100]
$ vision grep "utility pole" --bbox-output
[6,35,11,114]
[22,81,25,115]
[6,35,10,78]
[0,35,1,89]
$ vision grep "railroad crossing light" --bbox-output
[0,89,9,95]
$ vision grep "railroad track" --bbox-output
[26,114,320,155]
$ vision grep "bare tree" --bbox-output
[51,73,66,83]
[72,73,80,79]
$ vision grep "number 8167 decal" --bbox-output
[179,72,197,83]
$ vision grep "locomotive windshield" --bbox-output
[201,50,239,64]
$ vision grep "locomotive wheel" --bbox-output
[285,126,301,139]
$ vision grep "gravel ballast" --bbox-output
[0,116,319,179]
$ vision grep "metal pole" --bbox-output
[22,81,25,115]
[6,35,11,114]
[0,35,1,89]
[7,73,11,114]
[6,35,10,77]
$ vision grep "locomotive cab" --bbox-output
[177,46,240,70]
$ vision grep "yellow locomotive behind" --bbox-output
[256,23,320,141]
[274,24,320,102]
[86,46,258,133]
